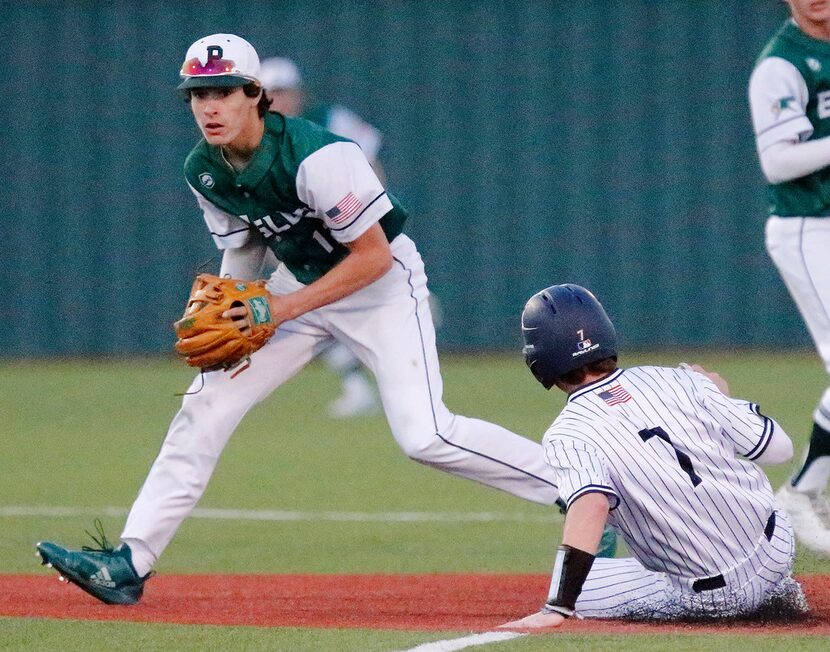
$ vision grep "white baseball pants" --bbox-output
[122,235,559,560]
[766,216,830,433]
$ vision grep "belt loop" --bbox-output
[764,511,776,542]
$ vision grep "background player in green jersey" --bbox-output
[257,55,385,418]
[749,0,830,555]
[34,33,592,605]
[259,56,386,183]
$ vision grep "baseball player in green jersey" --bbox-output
[34,33,615,605]
[257,55,385,418]
[749,0,830,555]
[259,56,386,182]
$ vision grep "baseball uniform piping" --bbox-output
[755,113,807,141]
[210,226,251,239]
[565,485,620,510]
[392,255,558,489]
[745,403,774,460]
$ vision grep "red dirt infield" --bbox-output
[1,573,828,634]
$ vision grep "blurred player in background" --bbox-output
[749,0,830,554]
[259,56,385,418]
[500,284,803,629]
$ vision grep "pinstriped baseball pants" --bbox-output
[574,511,800,619]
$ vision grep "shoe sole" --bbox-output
[35,543,142,605]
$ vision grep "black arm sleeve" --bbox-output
[543,545,595,617]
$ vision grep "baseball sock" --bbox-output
[791,422,830,493]
[121,537,156,577]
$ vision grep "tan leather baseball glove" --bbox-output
[173,273,276,373]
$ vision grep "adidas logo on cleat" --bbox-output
[90,567,116,588]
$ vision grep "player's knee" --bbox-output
[395,428,443,461]
[390,410,456,462]
[397,437,433,461]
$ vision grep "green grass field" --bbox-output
[1,351,829,650]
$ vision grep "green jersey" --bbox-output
[751,19,830,217]
[184,112,407,283]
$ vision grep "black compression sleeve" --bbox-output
[543,545,595,617]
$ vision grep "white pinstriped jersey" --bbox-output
[543,366,781,580]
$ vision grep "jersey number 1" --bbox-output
[638,427,702,487]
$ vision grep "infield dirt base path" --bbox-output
[1,573,828,634]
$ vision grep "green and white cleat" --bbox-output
[35,522,150,605]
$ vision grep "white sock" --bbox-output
[121,537,156,577]
[793,457,830,495]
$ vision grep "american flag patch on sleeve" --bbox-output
[598,384,632,406]
[325,192,363,224]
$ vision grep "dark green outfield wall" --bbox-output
[0,1,801,354]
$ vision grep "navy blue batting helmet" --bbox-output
[521,284,617,389]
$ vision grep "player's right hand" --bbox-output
[497,610,566,631]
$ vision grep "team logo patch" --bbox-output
[247,296,272,324]
[572,337,599,358]
[199,172,215,188]
[771,96,795,117]
[807,57,821,73]
[235,283,247,291]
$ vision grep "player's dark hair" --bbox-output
[243,83,272,117]
[558,357,617,388]
[182,84,272,118]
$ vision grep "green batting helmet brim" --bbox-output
[177,75,255,91]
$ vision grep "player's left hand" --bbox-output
[264,292,297,328]
[222,305,253,334]
[223,292,292,333]
[680,362,731,396]
[497,610,567,631]
[174,274,277,373]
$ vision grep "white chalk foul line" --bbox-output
[0,505,557,524]
[398,631,527,651]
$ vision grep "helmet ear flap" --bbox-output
[528,359,556,390]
